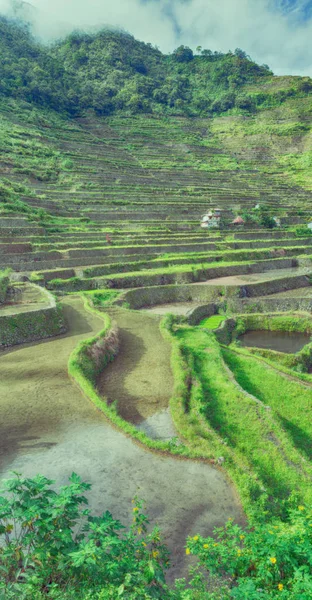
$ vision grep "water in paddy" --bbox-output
[240,330,311,354]
[97,308,176,440]
[0,297,242,581]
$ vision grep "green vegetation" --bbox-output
[2,473,312,599]
[84,290,122,307]
[0,473,170,600]
[0,268,10,303]
[172,326,312,512]
[199,315,226,329]
[222,347,312,460]
[185,504,312,599]
[2,11,312,600]
[1,16,312,119]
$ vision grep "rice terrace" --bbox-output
[1,5,312,599]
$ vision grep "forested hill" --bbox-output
[1,15,312,117]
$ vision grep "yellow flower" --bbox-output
[270,557,277,564]
[142,542,147,547]
[152,550,159,559]
[185,548,191,555]
[203,544,209,549]
[137,527,142,535]
[239,535,245,540]
[298,505,305,511]
[237,549,242,555]
[192,535,199,541]
[269,531,273,534]
[213,543,218,547]
[278,583,284,591]
[133,507,139,513]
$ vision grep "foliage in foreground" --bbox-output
[0,473,169,600]
[185,504,312,599]
[1,474,312,599]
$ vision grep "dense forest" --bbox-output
[1,15,312,117]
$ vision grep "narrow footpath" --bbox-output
[0,296,242,579]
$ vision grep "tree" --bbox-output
[172,45,194,63]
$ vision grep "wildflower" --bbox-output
[192,535,199,541]
[298,505,305,511]
[237,549,242,555]
[142,542,147,547]
[278,583,284,591]
[152,550,159,559]
[270,557,277,564]
[203,544,209,549]
[185,548,191,555]
[137,527,142,535]
[239,535,245,540]
[133,507,139,513]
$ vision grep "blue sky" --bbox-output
[0,0,311,76]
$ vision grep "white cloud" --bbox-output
[0,0,311,76]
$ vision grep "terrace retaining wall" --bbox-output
[0,286,66,347]
[187,303,219,325]
[228,296,312,314]
[0,305,66,347]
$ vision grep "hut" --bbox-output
[231,216,245,226]
[200,208,223,229]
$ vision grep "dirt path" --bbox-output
[0,297,242,580]
[98,308,176,440]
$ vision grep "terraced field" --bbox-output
[1,96,312,584]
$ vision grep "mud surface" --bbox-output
[197,267,311,287]
[144,302,200,316]
[0,296,242,580]
[98,308,175,440]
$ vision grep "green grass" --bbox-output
[171,326,312,513]
[222,346,312,461]
[199,315,226,329]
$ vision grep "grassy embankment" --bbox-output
[165,321,312,516]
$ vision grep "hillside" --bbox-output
[1,15,312,118]
[3,13,312,600]
[0,16,312,280]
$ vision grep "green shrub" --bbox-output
[0,473,170,599]
[186,505,312,599]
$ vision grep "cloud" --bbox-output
[0,0,311,76]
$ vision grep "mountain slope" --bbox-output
[1,16,312,118]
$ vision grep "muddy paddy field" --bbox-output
[0,296,242,580]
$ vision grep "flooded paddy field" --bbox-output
[239,329,311,353]
[0,296,242,580]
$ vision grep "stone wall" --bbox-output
[0,285,66,346]
[0,304,66,347]
[0,275,9,304]
[228,296,312,314]
[187,303,219,325]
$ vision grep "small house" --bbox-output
[273,217,281,227]
[231,216,245,226]
[200,208,223,229]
